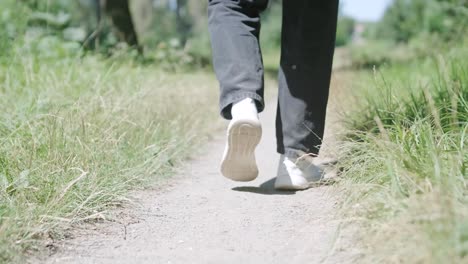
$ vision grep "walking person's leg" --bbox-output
[275,1,339,190]
[208,0,269,181]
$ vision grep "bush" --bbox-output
[260,1,282,52]
[348,41,411,69]
[0,0,29,58]
[374,0,468,43]
[339,43,468,263]
[336,16,355,47]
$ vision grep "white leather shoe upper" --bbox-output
[274,155,326,190]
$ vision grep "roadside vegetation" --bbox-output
[0,55,220,263]
[2,0,466,263]
[0,1,220,262]
[0,0,292,261]
[338,0,467,262]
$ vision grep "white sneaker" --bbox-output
[220,98,262,182]
[274,154,337,190]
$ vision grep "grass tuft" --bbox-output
[0,50,220,262]
[338,42,468,263]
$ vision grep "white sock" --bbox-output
[231,98,258,120]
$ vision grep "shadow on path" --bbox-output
[232,177,296,195]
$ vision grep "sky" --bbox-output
[341,0,394,22]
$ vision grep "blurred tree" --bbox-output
[102,0,140,49]
[131,0,154,42]
[80,0,103,49]
[260,0,282,51]
[336,16,355,46]
[187,0,206,33]
[175,0,191,45]
[374,0,468,43]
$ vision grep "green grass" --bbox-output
[0,47,220,262]
[338,42,467,263]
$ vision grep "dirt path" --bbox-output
[40,73,353,264]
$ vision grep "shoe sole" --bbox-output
[274,176,338,190]
[274,184,309,191]
[220,119,262,182]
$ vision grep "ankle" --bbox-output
[231,98,258,120]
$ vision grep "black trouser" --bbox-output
[208,0,339,158]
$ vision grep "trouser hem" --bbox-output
[220,92,264,120]
[278,147,320,160]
